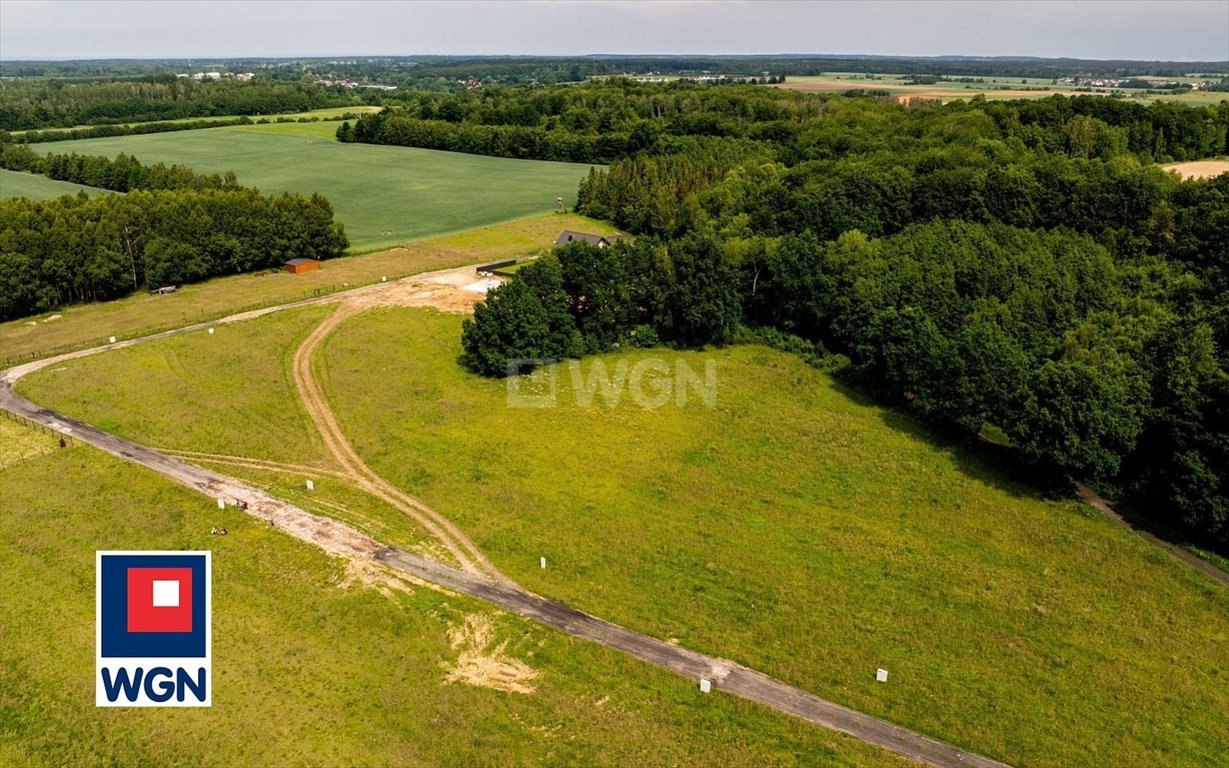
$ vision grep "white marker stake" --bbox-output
[876,669,888,683]
[540,557,546,569]
[217,498,226,510]
[306,479,315,491]
[108,336,116,344]
[699,678,711,693]
[381,276,387,282]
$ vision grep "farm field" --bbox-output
[772,73,1229,105]
[38,126,599,251]
[1164,158,1229,179]
[20,304,1229,768]
[0,168,112,200]
[0,438,905,768]
[0,213,618,363]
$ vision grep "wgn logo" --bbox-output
[96,551,211,707]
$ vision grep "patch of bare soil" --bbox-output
[336,558,420,600]
[1164,160,1229,180]
[444,613,539,694]
[340,265,500,314]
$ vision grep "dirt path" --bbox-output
[1072,481,1229,587]
[158,448,353,481]
[290,302,505,579]
[0,266,1014,767]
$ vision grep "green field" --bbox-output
[20,305,1229,767]
[0,435,905,767]
[39,127,599,252]
[0,168,112,200]
[0,213,619,363]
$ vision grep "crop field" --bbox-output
[19,304,1229,768]
[1164,158,1229,179]
[0,443,906,768]
[0,168,112,200]
[0,213,619,363]
[38,126,600,251]
[774,73,1229,105]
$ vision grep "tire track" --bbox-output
[291,303,504,580]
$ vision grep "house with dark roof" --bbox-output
[554,230,611,248]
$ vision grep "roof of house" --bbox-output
[284,258,319,267]
[554,230,610,247]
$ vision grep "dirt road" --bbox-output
[1,267,1012,768]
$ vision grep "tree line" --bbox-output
[1,144,240,192]
[0,187,347,320]
[0,77,363,132]
[461,82,1229,551]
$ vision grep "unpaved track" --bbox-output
[291,302,504,579]
[1073,482,1229,586]
[0,269,1012,768]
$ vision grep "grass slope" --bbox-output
[19,305,1229,767]
[0,441,904,767]
[0,168,112,200]
[40,127,598,252]
[0,213,619,363]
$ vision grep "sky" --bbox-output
[1,0,1226,62]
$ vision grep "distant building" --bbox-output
[284,258,321,274]
[554,230,611,248]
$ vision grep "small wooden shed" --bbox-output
[284,258,320,275]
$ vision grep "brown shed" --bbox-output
[284,258,320,275]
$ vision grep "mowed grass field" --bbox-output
[20,305,1229,767]
[37,126,598,252]
[0,437,906,767]
[0,168,112,200]
[0,213,619,363]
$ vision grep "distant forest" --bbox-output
[448,81,1229,552]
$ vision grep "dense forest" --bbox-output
[0,182,347,319]
[458,82,1229,551]
[341,82,1229,164]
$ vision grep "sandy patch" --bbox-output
[338,265,501,314]
[444,613,539,694]
[1165,160,1229,180]
[336,558,419,600]
[462,278,502,294]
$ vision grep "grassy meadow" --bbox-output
[0,168,112,200]
[19,304,1229,767]
[0,439,906,768]
[0,213,619,363]
[36,126,599,252]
